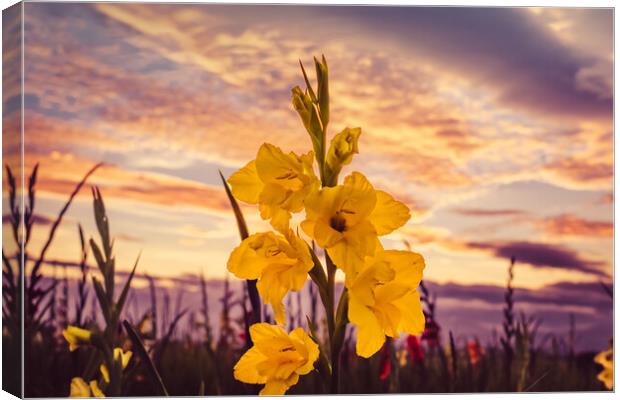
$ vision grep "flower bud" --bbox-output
[63,325,93,352]
[325,127,361,186]
[315,55,329,129]
[291,86,325,171]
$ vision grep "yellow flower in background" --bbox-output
[228,143,319,232]
[63,326,92,352]
[324,127,361,186]
[594,345,613,390]
[89,381,105,398]
[348,250,425,358]
[227,230,313,325]
[301,172,410,282]
[100,347,132,383]
[69,378,104,398]
[234,323,319,395]
[69,377,91,397]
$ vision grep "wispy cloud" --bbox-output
[16,3,613,290]
[537,214,613,238]
[449,208,527,218]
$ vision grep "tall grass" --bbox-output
[2,165,610,396]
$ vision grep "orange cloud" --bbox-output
[543,157,612,190]
[537,214,613,238]
[23,153,232,215]
[449,208,527,217]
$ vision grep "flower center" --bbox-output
[276,171,299,181]
[330,215,347,232]
[265,246,282,257]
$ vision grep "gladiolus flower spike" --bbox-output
[225,55,426,394]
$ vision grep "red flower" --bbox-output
[406,334,425,363]
[379,343,392,381]
[467,340,483,367]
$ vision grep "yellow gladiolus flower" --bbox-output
[69,377,91,397]
[594,345,613,389]
[228,143,319,232]
[63,326,92,352]
[227,230,313,325]
[301,172,410,282]
[89,381,105,398]
[69,377,105,398]
[325,127,361,186]
[100,347,132,383]
[348,250,425,358]
[234,323,319,395]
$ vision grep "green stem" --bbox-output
[325,254,336,343]
[330,289,349,394]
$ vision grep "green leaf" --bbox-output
[92,187,111,257]
[219,170,261,326]
[299,59,317,103]
[123,320,169,396]
[116,253,140,316]
[92,276,110,320]
[306,315,332,390]
[90,239,106,275]
[219,170,249,240]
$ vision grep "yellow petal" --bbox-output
[369,190,410,235]
[256,143,305,191]
[313,219,344,249]
[112,348,132,369]
[341,172,377,224]
[89,381,105,398]
[269,207,292,233]
[350,261,395,307]
[234,346,268,384]
[289,329,319,375]
[63,326,92,352]
[99,364,110,384]
[250,323,292,354]
[259,351,303,380]
[228,160,264,204]
[328,221,378,282]
[256,274,288,326]
[285,230,314,271]
[258,183,289,209]
[594,348,613,368]
[374,281,410,305]
[69,377,91,397]
[394,291,426,335]
[382,250,425,287]
[328,241,365,282]
[259,380,289,395]
[598,369,613,390]
[348,296,385,358]
[374,301,402,338]
[227,233,271,280]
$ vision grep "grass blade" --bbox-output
[123,320,169,396]
[218,170,261,328]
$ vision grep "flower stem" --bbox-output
[324,252,350,394]
[325,254,336,343]
[330,289,349,394]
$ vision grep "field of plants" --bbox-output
[2,56,613,397]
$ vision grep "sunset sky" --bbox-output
[3,4,613,349]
